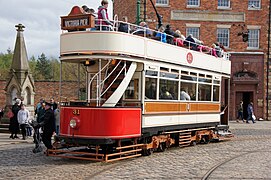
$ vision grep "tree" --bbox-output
[0,49,13,80]
[35,53,52,80]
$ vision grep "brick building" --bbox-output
[114,0,270,120]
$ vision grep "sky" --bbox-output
[0,0,113,58]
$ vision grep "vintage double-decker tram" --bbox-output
[48,7,232,162]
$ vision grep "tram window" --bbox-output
[160,67,169,72]
[213,85,220,101]
[145,78,157,100]
[181,71,189,75]
[160,72,179,79]
[198,84,211,101]
[213,80,220,84]
[181,82,196,101]
[190,72,197,76]
[146,70,158,76]
[125,80,138,99]
[181,75,197,81]
[198,77,212,83]
[159,79,178,100]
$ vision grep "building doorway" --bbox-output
[235,91,253,120]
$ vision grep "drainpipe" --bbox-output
[267,1,271,120]
[136,0,141,25]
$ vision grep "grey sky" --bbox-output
[0,0,113,58]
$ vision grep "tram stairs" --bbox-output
[101,61,131,104]
[179,131,192,148]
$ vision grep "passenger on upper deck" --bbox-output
[133,22,152,37]
[164,24,175,44]
[97,0,113,31]
[118,16,130,33]
[154,26,167,43]
[184,34,203,51]
[173,30,185,47]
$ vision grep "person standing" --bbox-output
[246,102,256,123]
[236,101,244,122]
[17,104,30,140]
[54,104,60,135]
[97,0,113,30]
[9,98,21,139]
[37,102,56,150]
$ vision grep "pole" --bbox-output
[136,0,141,25]
[266,0,271,120]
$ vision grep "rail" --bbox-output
[63,17,230,60]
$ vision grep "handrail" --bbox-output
[100,62,126,97]
[83,18,230,60]
[87,60,112,102]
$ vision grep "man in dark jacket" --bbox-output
[38,102,55,149]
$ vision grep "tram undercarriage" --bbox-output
[47,125,233,162]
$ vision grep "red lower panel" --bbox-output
[60,107,141,139]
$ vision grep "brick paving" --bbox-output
[0,120,271,179]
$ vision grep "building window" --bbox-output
[217,28,229,48]
[248,29,259,48]
[156,0,168,5]
[248,0,260,8]
[186,27,199,40]
[218,0,230,8]
[187,0,200,6]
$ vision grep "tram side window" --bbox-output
[159,79,178,100]
[198,84,211,101]
[213,85,220,101]
[181,82,196,101]
[145,78,157,100]
[125,80,139,99]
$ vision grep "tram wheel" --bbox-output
[158,142,167,152]
[201,136,210,144]
[142,148,153,156]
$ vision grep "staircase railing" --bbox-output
[87,60,126,106]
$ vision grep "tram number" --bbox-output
[72,109,80,115]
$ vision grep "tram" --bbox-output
[48,6,232,162]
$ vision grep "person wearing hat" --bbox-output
[36,101,56,150]
[9,98,21,139]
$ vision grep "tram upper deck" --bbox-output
[60,20,231,76]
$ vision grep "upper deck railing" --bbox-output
[62,16,230,61]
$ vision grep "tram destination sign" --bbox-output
[61,14,95,30]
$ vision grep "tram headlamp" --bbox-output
[70,119,77,128]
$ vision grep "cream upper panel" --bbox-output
[60,31,231,75]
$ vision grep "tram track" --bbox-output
[201,147,271,180]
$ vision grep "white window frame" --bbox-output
[187,0,200,7]
[248,0,261,9]
[217,28,229,48]
[247,29,259,49]
[218,0,230,8]
[186,27,200,40]
[156,0,169,6]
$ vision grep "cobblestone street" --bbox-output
[1,120,271,180]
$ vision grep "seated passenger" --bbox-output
[145,82,157,99]
[160,86,173,99]
[210,44,218,57]
[133,22,152,37]
[118,16,129,33]
[180,89,191,101]
[164,24,175,44]
[215,42,224,57]
[184,34,196,50]
[173,30,185,47]
[154,26,167,43]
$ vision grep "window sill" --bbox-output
[155,5,170,8]
[186,5,200,8]
[217,7,232,10]
[246,47,260,50]
[248,7,261,10]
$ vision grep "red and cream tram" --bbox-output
[49,7,232,162]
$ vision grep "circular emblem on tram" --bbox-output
[186,52,193,64]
